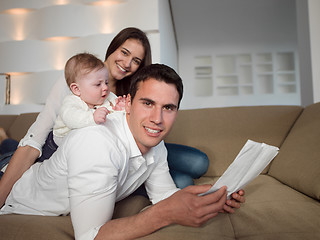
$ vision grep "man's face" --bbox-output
[125,78,179,154]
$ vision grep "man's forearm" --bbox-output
[95,201,170,240]
[95,185,228,240]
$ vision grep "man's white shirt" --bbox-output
[1,112,179,240]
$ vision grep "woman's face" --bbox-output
[105,38,145,82]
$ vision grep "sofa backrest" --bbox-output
[1,115,18,133]
[268,102,320,200]
[165,105,303,177]
[6,113,39,141]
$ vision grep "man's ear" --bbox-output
[70,83,80,96]
[125,94,131,114]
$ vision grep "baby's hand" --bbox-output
[93,107,109,124]
[113,95,126,111]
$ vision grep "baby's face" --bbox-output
[77,67,110,109]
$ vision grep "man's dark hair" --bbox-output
[129,64,183,108]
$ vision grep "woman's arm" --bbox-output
[0,76,69,206]
[0,146,39,206]
[19,76,70,154]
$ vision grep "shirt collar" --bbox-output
[123,114,155,166]
[123,114,141,158]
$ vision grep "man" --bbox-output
[1,64,245,240]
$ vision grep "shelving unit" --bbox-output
[193,51,299,106]
[255,53,274,95]
[275,52,296,94]
[194,56,213,96]
[214,54,254,96]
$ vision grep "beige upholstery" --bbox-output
[165,105,303,177]
[7,112,39,141]
[1,115,18,136]
[0,103,319,240]
[268,102,320,200]
[0,195,150,240]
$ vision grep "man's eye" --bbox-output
[164,105,176,111]
[143,101,152,107]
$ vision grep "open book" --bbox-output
[200,140,279,197]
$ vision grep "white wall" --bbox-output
[308,0,320,103]
[171,0,301,109]
[0,0,178,114]
[158,0,178,71]
[2,0,317,113]
[296,0,313,106]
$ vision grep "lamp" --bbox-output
[0,73,11,105]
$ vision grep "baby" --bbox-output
[52,52,125,146]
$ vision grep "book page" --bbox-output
[200,140,279,197]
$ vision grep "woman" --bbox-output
[0,27,150,206]
[0,27,208,206]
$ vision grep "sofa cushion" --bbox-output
[0,195,150,240]
[230,175,320,240]
[138,175,320,240]
[138,211,236,240]
[165,106,303,177]
[0,215,74,240]
[268,102,320,200]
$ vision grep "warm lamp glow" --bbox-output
[13,30,26,41]
[54,50,68,70]
[13,21,26,41]
[3,8,34,14]
[100,22,113,34]
[9,10,31,41]
[10,95,22,105]
[6,72,29,76]
[89,0,125,6]
[44,36,77,41]
[54,0,71,5]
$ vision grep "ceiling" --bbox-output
[169,0,297,51]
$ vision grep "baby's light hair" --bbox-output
[64,53,105,87]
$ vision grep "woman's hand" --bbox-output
[113,95,126,111]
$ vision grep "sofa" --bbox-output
[0,103,319,240]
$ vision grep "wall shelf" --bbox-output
[193,51,299,104]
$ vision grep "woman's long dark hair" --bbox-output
[105,27,152,96]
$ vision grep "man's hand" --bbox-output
[93,107,109,124]
[222,189,246,213]
[159,185,227,227]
